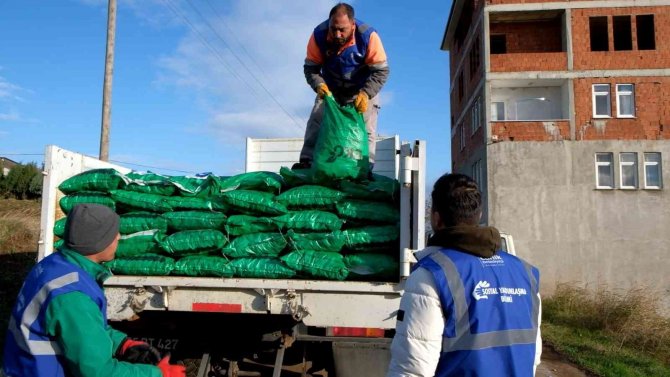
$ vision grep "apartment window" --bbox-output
[471,160,482,187]
[619,152,638,189]
[592,84,611,118]
[460,124,465,151]
[589,17,609,51]
[595,153,614,189]
[613,16,633,51]
[491,102,505,121]
[636,15,656,50]
[471,98,481,134]
[644,152,662,189]
[469,37,481,78]
[491,35,507,54]
[458,73,464,102]
[616,84,635,118]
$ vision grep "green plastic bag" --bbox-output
[279,167,314,188]
[345,242,398,253]
[287,230,345,253]
[110,190,172,213]
[312,95,370,183]
[125,172,176,196]
[169,175,215,197]
[53,217,67,238]
[222,232,287,258]
[163,196,227,212]
[215,172,284,194]
[228,258,296,279]
[225,215,277,236]
[119,212,168,234]
[336,199,399,224]
[54,239,64,249]
[342,226,399,249]
[116,230,163,258]
[344,253,398,278]
[163,211,227,231]
[105,255,175,276]
[157,230,227,257]
[281,250,349,281]
[58,168,128,194]
[59,192,116,214]
[173,255,233,277]
[221,190,288,216]
[339,175,400,202]
[276,185,347,210]
[273,211,343,232]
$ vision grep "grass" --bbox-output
[543,283,670,377]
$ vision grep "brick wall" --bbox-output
[490,52,567,72]
[453,117,486,170]
[490,19,563,53]
[491,120,570,141]
[572,7,670,70]
[574,77,670,140]
[487,0,597,4]
[450,28,485,123]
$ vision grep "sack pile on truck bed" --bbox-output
[53,167,401,281]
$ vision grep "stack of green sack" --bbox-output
[54,166,401,281]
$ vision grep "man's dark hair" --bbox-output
[329,3,354,20]
[431,173,482,226]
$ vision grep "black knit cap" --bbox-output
[64,204,120,255]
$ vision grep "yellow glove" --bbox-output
[317,83,331,98]
[354,91,368,113]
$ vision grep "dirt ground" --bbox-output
[537,344,591,377]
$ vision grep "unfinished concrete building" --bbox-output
[442,0,670,309]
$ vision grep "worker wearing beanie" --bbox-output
[3,204,185,377]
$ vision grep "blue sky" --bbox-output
[0,0,452,184]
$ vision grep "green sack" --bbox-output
[105,255,175,276]
[58,168,128,194]
[119,212,168,234]
[345,242,398,253]
[110,190,172,213]
[312,95,370,183]
[273,210,343,232]
[344,253,398,278]
[59,192,116,214]
[228,258,296,279]
[163,211,227,231]
[215,172,284,194]
[339,175,400,202]
[279,167,314,187]
[169,175,215,197]
[157,230,227,256]
[54,239,64,249]
[125,172,176,196]
[116,230,163,258]
[163,196,227,212]
[276,185,347,210]
[221,190,288,216]
[342,226,400,249]
[53,217,67,238]
[173,255,233,277]
[287,230,345,253]
[222,232,287,258]
[281,250,349,281]
[336,199,399,224]
[225,215,277,236]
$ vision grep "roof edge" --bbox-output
[441,0,465,51]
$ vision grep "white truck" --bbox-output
[38,136,427,377]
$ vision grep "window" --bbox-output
[471,160,482,187]
[613,16,633,51]
[592,84,611,118]
[491,35,507,54]
[589,17,609,51]
[458,73,464,103]
[491,102,505,121]
[644,152,662,189]
[460,124,465,151]
[616,84,635,118]
[595,153,614,188]
[619,152,638,189]
[471,98,481,134]
[469,37,481,79]
[636,15,656,50]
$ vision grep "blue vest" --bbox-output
[313,18,375,97]
[3,252,107,377]
[416,247,540,377]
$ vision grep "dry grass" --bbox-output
[544,282,670,364]
[0,199,41,253]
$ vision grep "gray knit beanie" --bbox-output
[64,204,120,255]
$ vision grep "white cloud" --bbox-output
[0,112,21,121]
[0,76,25,102]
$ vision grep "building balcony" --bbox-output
[490,52,568,72]
[492,120,570,141]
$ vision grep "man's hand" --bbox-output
[317,83,331,98]
[354,91,368,113]
[158,355,186,377]
[117,338,161,365]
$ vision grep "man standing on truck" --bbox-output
[294,2,389,170]
[386,174,542,377]
[3,204,185,377]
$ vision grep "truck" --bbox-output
[38,136,427,377]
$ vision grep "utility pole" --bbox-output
[99,0,116,161]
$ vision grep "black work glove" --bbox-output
[116,337,162,365]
